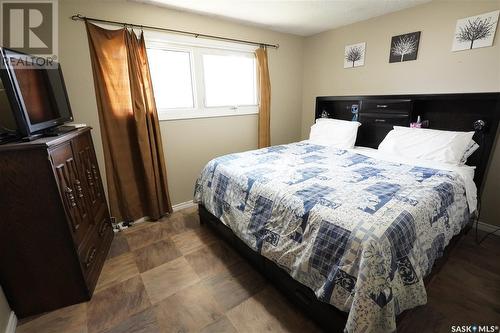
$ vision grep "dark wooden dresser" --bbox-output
[0,127,113,318]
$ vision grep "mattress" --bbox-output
[194,141,475,333]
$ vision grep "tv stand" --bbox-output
[21,133,44,142]
[0,127,113,318]
[21,125,78,141]
[43,125,78,137]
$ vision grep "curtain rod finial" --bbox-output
[71,14,84,21]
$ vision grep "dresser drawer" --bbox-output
[96,215,113,241]
[79,226,101,276]
[358,112,409,125]
[79,223,112,290]
[84,219,114,293]
[357,111,410,148]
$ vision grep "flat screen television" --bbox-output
[0,47,73,139]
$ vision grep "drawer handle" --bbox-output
[85,247,97,268]
[74,180,84,198]
[92,165,99,182]
[376,104,388,108]
[65,186,77,208]
[86,170,94,186]
[374,119,387,123]
[98,220,109,237]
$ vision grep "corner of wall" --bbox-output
[0,286,15,333]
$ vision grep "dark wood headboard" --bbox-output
[315,93,500,192]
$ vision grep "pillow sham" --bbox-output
[379,126,474,165]
[309,118,361,149]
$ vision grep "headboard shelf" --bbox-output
[315,92,500,192]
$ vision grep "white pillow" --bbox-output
[309,118,361,149]
[378,126,474,165]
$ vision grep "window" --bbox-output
[148,49,194,109]
[202,54,257,108]
[146,40,258,121]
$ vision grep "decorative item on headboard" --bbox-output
[473,119,488,162]
[315,93,500,191]
[351,104,359,121]
[410,115,429,128]
[473,119,487,132]
[410,115,423,128]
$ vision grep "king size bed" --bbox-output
[194,93,499,332]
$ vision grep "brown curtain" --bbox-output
[85,22,172,221]
[255,46,271,148]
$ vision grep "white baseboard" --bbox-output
[5,311,17,333]
[172,200,196,212]
[476,221,500,234]
[112,202,197,232]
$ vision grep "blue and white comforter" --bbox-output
[194,142,471,333]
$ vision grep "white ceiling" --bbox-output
[132,0,431,36]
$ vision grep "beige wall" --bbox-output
[59,0,304,206]
[301,0,500,225]
[0,286,11,333]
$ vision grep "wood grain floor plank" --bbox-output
[133,237,182,273]
[199,316,238,333]
[161,210,201,236]
[106,233,130,260]
[171,228,218,255]
[87,276,151,333]
[17,303,87,333]
[141,257,200,304]
[200,260,267,311]
[153,282,224,333]
[226,286,321,333]
[95,252,140,293]
[101,308,160,333]
[184,242,241,279]
[125,224,170,251]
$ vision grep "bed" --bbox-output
[194,93,499,333]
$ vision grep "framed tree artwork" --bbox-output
[389,31,421,63]
[452,10,499,51]
[344,42,366,68]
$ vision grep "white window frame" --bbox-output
[145,34,259,121]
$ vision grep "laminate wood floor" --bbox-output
[17,206,500,333]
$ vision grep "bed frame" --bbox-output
[199,92,500,332]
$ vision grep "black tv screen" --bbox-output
[0,47,73,137]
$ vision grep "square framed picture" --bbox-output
[389,31,421,63]
[452,10,499,51]
[344,42,366,68]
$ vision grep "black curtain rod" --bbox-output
[71,14,279,49]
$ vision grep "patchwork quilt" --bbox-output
[194,142,471,333]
